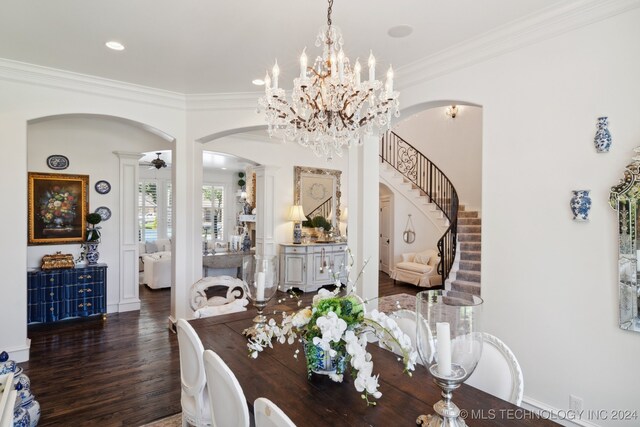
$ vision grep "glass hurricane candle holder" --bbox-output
[242,254,278,336]
[416,290,483,427]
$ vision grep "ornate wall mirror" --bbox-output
[610,148,640,333]
[294,166,341,231]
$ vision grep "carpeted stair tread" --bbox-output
[458,218,481,226]
[460,250,481,261]
[458,211,478,218]
[458,225,481,234]
[456,270,481,282]
[458,233,481,242]
[460,242,481,251]
[459,260,481,271]
[450,280,481,296]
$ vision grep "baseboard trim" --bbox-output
[522,396,602,427]
[118,300,141,312]
[6,339,31,363]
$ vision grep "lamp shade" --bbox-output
[288,205,307,222]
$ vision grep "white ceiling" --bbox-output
[0,0,567,94]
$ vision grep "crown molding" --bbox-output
[396,0,640,90]
[0,58,186,110]
[1,0,638,110]
[185,92,260,112]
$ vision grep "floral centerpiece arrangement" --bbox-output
[247,257,418,405]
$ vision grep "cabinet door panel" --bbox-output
[284,255,306,285]
[312,254,331,283]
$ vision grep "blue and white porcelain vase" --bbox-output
[570,190,592,221]
[304,341,346,375]
[85,243,100,265]
[594,117,612,153]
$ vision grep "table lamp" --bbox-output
[288,205,307,244]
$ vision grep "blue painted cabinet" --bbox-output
[27,264,107,324]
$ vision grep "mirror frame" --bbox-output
[294,166,341,230]
[610,148,640,333]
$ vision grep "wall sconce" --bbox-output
[445,105,459,119]
[288,205,307,244]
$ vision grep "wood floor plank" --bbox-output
[19,273,418,426]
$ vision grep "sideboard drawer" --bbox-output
[27,264,107,324]
[284,246,308,254]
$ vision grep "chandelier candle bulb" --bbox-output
[354,59,361,87]
[386,66,394,98]
[337,47,345,83]
[264,72,271,94]
[256,271,266,301]
[436,322,452,377]
[272,61,279,89]
[300,48,307,79]
[368,51,376,81]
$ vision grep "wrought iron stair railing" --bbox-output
[307,197,333,220]
[380,131,459,285]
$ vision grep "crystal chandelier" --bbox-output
[257,0,400,161]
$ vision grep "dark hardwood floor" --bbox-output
[20,272,422,426]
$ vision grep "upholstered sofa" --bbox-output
[390,249,442,287]
[139,239,171,272]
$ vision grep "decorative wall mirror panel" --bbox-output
[294,166,341,231]
[610,148,640,333]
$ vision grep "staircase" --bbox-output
[448,209,481,296]
[380,130,481,294]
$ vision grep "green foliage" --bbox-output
[238,172,245,178]
[238,179,246,187]
[311,216,332,232]
[86,213,102,225]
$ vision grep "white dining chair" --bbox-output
[466,332,524,406]
[203,349,250,427]
[176,319,212,427]
[254,398,296,427]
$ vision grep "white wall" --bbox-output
[398,8,640,424]
[393,105,483,213]
[28,116,171,310]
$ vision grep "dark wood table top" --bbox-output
[190,301,557,426]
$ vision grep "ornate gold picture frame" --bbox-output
[28,172,89,245]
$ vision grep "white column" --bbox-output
[114,151,143,312]
[349,136,379,309]
[254,165,278,257]
[0,114,30,361]
[171,137,200,323]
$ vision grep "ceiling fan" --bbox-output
[141,152,169,170]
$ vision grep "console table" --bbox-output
[27,264,107,324]
[280,243,348,292]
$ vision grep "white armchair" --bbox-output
[142,252,172,289]
[390,249,442,287]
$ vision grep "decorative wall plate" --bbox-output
[94,180,111,194]
[95,206,112,221]
[46,155,69,170]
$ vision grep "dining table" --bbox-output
[189,298,558,426]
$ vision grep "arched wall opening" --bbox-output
[27,113,175,316]
[381,100,483,281]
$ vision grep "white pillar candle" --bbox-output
[436,322,452,377]
[256,271,266,301]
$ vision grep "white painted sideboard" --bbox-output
[279,243,348,292]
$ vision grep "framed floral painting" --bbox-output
[28,172,89,245]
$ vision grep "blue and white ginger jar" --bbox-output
[570,190,592,221]
[594,117,612,153]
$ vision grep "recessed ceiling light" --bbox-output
[387,25,413,38]
[252,79,265,86]
[221,167,227,170]
[105,41,125,51]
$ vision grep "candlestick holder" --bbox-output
[242,254,278,338]
[415,290,483,427]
